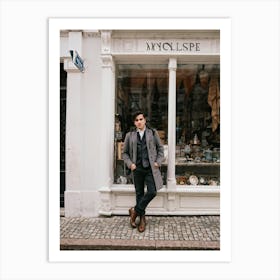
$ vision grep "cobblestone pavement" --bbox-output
[60,215,220,250]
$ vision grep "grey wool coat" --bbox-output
[122,127,164,190]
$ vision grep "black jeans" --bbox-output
[133,166,157,216]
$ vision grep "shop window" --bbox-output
[175,64,220,186]
[114,64,168,185]
[113,63,220,187]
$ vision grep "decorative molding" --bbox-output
[60,30,69,37]
[60,30,100,38]
[106,185,220,194]
[112,30,220,39]
[98,186,220,216]
[100,54,115,71]
[83,30,100,38]
[101,30,112,54]
[168,57,177,71]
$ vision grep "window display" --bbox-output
[175,64,220,185]
[114,63,220,187]
[114,64,168,184]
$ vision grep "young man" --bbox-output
[122,111,164,232]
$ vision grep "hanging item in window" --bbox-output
[208,76,220,132]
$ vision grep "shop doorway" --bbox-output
[60,63,67,207]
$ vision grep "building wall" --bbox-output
[61,30,220,217]
[61,31,105,216]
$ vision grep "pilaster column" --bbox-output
[64,31,83,217]
[100,31,115,189]
[167,58,177,190]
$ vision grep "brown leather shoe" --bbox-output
[129,207,138,228]
[138,215,146,232]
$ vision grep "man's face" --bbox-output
[134,114,146,130]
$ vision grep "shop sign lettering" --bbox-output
[146,41,200,52]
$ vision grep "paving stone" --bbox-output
[60,215,220,250]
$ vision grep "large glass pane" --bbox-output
[175,64,220,186]
[114,64,168,185]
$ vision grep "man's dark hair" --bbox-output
[130,111,155,133]
[132,111,146,121]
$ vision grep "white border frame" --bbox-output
[49,18,231,262]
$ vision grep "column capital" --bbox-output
[100,30,112,54]
[168,57,177,71]
[101,54,115,72]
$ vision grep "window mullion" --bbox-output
[167,58,177,189]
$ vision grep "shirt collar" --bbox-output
[136,126,146,138]
[137,126,146,134]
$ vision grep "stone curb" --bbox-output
[60,238,220,250]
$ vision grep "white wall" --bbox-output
[62,33,105,216]
[81,35,103,190]
[80,35,103,215]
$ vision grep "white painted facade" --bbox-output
[60,30,220,217]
